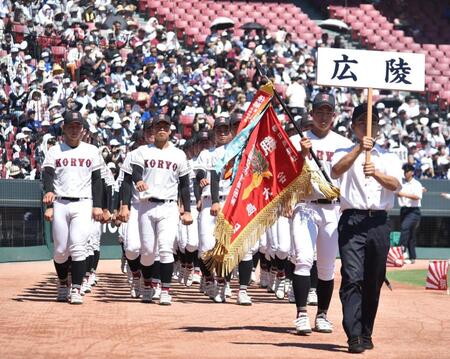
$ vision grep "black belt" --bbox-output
[311,199,340,204]
[58,197,88,202]
[148,198,175,203]
[343,209,387,217]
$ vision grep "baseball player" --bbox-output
[177,133,211,286]
[290,93,353,334]
[42,111,103,304]
[121,114,192,305]
[117,129,150,298]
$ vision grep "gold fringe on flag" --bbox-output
[307,168,341,200]
[204,162,315,277]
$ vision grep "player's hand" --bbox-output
[363,161,376,177]
[118,205,130,223]
[199,178,209,188]
[299,137,312,158]
[44,207,53,222]
[135,180,149,192]
[181,212,193,225]
[210,202,221,216]
[92,207,103,222]
[361,136,374,151]
[196,200,202,212]
[43,192,55,205]
[102,209,112,223]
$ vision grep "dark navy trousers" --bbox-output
[399,207,421,260]
[338,209,390,341]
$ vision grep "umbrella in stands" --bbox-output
[210,17,235,30]
[240,22,266,31]
[103,14,127,29]
[319,18,350,32]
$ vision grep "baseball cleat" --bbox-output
[87,272,97,287]
[250,270,257,284]
[152,283,161,300]
[213,284,226,303]
[294,313,312,335]
[56,283,69,302]
[224,282,232,298]
[184,268,194,287]
[81,278,91,295]
[192,271,201,285]
[314,313,333,333]
[130,277,141,298]
[259,270,269,288]
[141,286,155,303]
[159,290,172,305]
[70,287,83,305]
[236,290,252,306]
[275,276,286,300]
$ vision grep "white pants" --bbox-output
[87,220,101,255]
[198,196,219,256]
[52,198,92,263]
[266,217,291,260]
[178,203,199,253]
[138,201,178,265]
[290,203,340,281]
[124,201,142,261]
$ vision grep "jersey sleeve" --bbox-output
[130,147,145,169]
[42,145,57,169]
[178,151,191,178]
[120,152,133,175]
[90,146,103,172]
[331,146,353,168]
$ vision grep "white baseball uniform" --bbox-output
[290,130,352,280]
[120,150,143,261]
[131,143,190,265]
[43,141,102,263]
[178,156,200,254]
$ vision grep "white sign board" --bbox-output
[317,47,425,92]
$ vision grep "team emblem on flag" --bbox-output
[386,246,404,267]
[425,260,449,290]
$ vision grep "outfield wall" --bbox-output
[0,179,449,262]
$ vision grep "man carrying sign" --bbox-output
[331,104,402,353]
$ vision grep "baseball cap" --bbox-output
[351,103,380,123]
[63,111,83,125]
[431,122,439,129]
[230,113,243,126]
[402,163,415,172]
[214,117,230,128]
[312,93,335,110]
[153,114,172,126]
[109,139,120,146]
[143,119,153,130]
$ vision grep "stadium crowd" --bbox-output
[0,0,449,180]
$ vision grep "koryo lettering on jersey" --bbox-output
[55,158,92,167]
[144,159,178,171]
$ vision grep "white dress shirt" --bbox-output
[332,144,403,211]
[398,177,422,208]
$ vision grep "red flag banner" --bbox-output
[223,83,274,180]
[205,105,313,276]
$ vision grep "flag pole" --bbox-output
[254,59,334,185]
[365,87,373,164]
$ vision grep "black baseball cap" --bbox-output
[142,119,153,130]
[403,164,415,172]
[153,114,172,126]
[63,111,83,125]
[351,103,380,123]
[197,130,211,142]
[230,112,243,126]
[214,117,230,128]
[312,93,335,110]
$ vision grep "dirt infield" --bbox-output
[0,260,448,359]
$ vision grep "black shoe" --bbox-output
[362,336,374,350]
[348,337,365,353]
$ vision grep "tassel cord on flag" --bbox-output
[254,59,337,188]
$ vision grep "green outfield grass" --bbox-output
[387,269,428,287]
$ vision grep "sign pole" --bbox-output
[365,87,373,164]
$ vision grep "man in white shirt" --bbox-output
[286,75,307,114]
[397,164,423,264]
[331,103,402,354]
